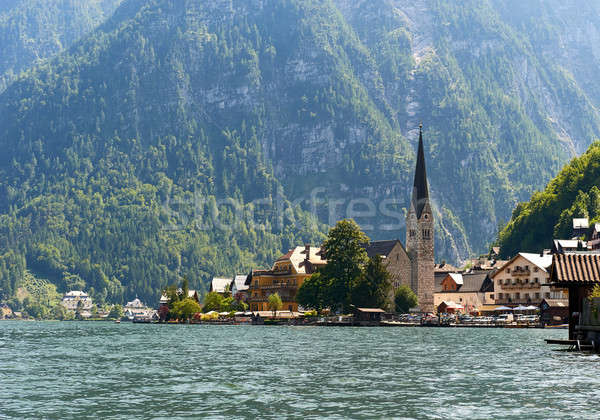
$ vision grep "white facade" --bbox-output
[62,291,93,311]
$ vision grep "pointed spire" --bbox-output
[411,123,429,218]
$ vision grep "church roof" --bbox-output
[411,124,430,218]
[363,240,403,258]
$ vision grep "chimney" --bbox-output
[304,244,310,260]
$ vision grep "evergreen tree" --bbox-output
[350,255,391,310]
[394,285,418,314]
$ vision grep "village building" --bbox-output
[124,297,156,321]
[210,277,233,294]
[62,291,93,312]
[572,218,589,238]
[434,262,461,275]
[587,224,600,250]
[247,244,326,313]
[552,239,587,253]
[231,274,249,301]
[1,304,13,319]
[434,271,494,314]
[540,298,569,326]
[549,252,600,340]
[159,289,200,320]
[491,252,566,306]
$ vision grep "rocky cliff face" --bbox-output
[1,0,600,299]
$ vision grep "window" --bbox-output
[525,265,529,270]
[545,292,551,298]
[535,293,540,299]
[490,294,495,299]
[423,229,431,239]
[497,279,502,286]
[515,292,520,300]
[506,268,510,273]
[524,293,529,300]
[525,278,529,283]
[498,293,503,299]
[410,229,416,238]
[534,278,538,283]
[396,254,399,262]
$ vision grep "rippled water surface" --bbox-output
[0,321,598,419]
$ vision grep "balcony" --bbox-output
[511,267,531,276]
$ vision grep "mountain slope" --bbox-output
[2,0,600,305]
[0,0,124,93]
[497,141,600,256]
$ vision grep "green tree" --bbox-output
[171,298,202,321]
[296,272,327,313]
[267,293,283,317]
[394,285,418,313]
[319,219,369,312]
[51,304,67,320]
[108,304,124,320]
[203,291,225,312]
[351,255,391,310]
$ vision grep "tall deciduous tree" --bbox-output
[171,298,202,321]
[296,272,326,313]
[320,219,369,312]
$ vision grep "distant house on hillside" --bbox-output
[210,277,233,295]
[62,291,93,313]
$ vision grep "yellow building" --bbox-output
[248,245,326,313]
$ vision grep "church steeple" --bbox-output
[411,123,429,218]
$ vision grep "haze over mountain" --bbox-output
[0,0,124,92]
[2,0,600,305]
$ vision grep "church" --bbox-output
[364,125,435,313]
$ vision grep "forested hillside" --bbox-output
[498,142,600,257]
[1,0,600,307]
[0,0,124,93]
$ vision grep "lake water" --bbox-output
[0,321,597,419]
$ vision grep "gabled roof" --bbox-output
[233,275,249,292]
[551,253,600,284]
[437,272,490,293]
[519,253,553,271]
[275,246,326,274]
[355,308,386,313]
[449,273,463,285]
[553,239,588,252]
[492,252,552,278]
[363,240,404,258]
[541,298,568,308]
[211,278,233,293]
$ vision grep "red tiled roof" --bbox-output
[552,253,600,284]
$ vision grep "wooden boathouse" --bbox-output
[549,253,600,343]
